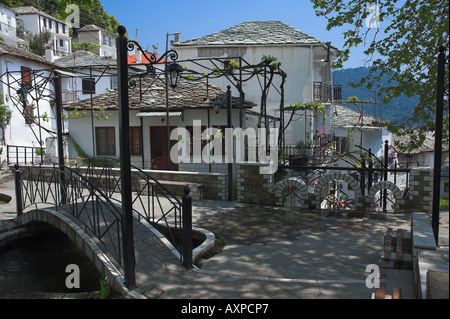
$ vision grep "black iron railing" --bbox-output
[313,82,342,101]
[15,163,124,266]
[281,141,411,212]
[14,159,193,274]
[76,157,186,258]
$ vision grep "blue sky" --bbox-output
[101,0,376,69]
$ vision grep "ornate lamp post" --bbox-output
[116,25,184,289]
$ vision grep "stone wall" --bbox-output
[236,162,276,206]
[236,164,435,214]
[406,167,434,214]
[135,169,228,201]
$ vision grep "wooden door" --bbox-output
[150,126,178,170]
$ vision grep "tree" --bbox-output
[311,0,449,153]
[26,30,51,56]
[72,41,100,54]
[0,95,12,144]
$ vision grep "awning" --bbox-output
[136,111,183,118]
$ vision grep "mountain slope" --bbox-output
[332,67,419,123]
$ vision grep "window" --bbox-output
[96,127,116,156]
[336,137,349,154]
[59,39,64,47]
[56,22,59,34]
[130,126,142,155]
[21,66,32,89]
[62,24,66,34]
[43,18,47,28]
[82,78,96,94]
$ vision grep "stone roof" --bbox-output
[0,41,58,68]
[63,76,255,111]
[13,6,66,24]
[332,104,382,129]
[392,131,438,154]
[77,24,117,37]
[55,51,116,68]
[173,21,323,47]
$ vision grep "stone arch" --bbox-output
[313,172,362,209]
[16,208,129,296]
[367,181,404,211]
[272,177,309,207]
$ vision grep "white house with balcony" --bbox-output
[74,24,117,59]
[0,41,65,165]
[171,21,341,147]
[13,6,71,57]
[0,3,26,48]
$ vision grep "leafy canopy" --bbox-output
[311,0,449,152]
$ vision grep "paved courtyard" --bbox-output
[1,179,448,299]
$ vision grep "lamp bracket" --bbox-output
[127,40,179,88]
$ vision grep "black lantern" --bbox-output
[213,92,226,114]
[166,63,184,88]
[16,87,28,103]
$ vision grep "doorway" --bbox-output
[150,126,178,170]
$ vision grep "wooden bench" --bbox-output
[141,180,204,200]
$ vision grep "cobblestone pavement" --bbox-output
[1,180,449,299]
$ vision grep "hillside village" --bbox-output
[0,3,447,199]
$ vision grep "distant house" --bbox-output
[13,6,71,57]
[329,104,389,160]
[54,50,117,104]
[392,130,450,169]
[63,76,254,171]
[0,3,27,48]
[172,21,341,146]
[0,41,62,163]
[73,24,117,59]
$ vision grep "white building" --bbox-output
[54,50,117,104]
[74,25,117,59]
[63,75,254,171]
[13,6,71,57]
[0,41,63,164]
[171,21,340,146]
[0,3,27,48]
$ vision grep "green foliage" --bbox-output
[0,0,119,34]
[95,276,111,299]
[0,95,12,128]
[312,0,449,151]
[26,30,51,56]
[68,135,89,159]
[72,41,100,54]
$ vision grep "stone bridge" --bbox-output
[2,162,215,298]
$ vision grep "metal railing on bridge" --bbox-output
[13,158,193,278]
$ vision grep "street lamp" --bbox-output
[16,87,28,103]
[166,62,184,89]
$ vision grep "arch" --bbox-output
[367,181,404,211]
[272,177,309,207]
[16,208,129,297]
[313,172,362,209]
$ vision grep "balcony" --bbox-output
[313,82,342,102]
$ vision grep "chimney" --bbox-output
[170,32,180,45]
[45,44,54,62]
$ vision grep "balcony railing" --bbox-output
[313,82,342,102]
